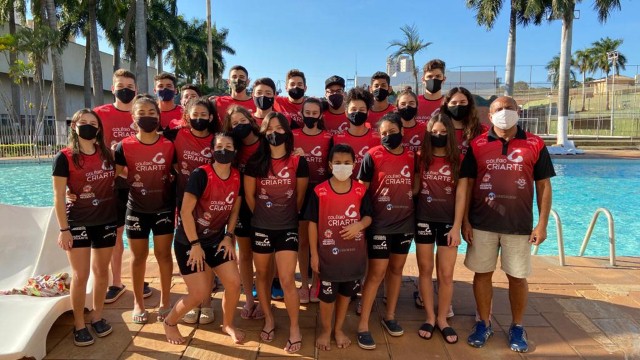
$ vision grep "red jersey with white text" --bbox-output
[455,123,490,156]
[416,96,443,122]
[332,129,380,177]
[172,128,213,204]
[215,96,257,124]
[93,104,136,150]
[237,139,260,174]
[161,105,184,130]
[293,129,332,185]
[366,104,396,129]
[401,121,427,154]
[323,110,349,135]
[416,156,456,223]
[274,96,303,128]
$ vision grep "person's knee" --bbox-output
[72,269,90,285]
[277,273,296,290]
[417,259,434,275]
[506,274,527,286]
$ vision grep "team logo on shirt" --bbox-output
[516,178,527,189]
[409,135,421,145]
[225,192,235,204]
[141,189,147,196]
[200,147,212,158]
[400,165,411,178]
[266,201,273,208]
[332,247,339,255]
[80,185,95,200]
[358,146,370,158]
[338,122,350,132]
[439,165,451,176]
[426,196,433,203]
[152,152,166,164]
[386,203,393,210]
[345,204,357,218]
[92,199,99,206]
[102,160,113,171]
[324,229,333,238]
[277,166,290,178]
[488,192,496,201]
[445,186,452,195]
[507,149,524,163]
[310,146,322,157]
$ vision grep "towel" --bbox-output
[1,273,71,296]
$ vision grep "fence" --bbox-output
[0,120,64,161]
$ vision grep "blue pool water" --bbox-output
[1,158,639,256]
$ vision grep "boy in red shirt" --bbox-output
[154,72,183,130]
[416,59,447,123]
[214,65,257,124]
[274,69,307,128]
[323,75,349,134]
[367,71,396,129]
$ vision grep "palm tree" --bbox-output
[206,0,213,87]
[97,0,128,71]
[573,48,595,111]
[591,37,626,110]
[0,0,27,122]
[134,0,148,92]
[388,24,432,92]
[86,0,104,105]
[59,0,92,107]
[546,54,575,88]
[146,0,179,74]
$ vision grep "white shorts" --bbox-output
[464,228,532,278]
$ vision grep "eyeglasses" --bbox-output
[326,89,344,95]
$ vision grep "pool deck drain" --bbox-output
[42,253,640,359]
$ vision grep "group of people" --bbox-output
[52,59,554,354]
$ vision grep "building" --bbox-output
[588,75,636,95]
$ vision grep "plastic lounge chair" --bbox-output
[0,204,95,360]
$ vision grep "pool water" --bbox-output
[1,159,639,256]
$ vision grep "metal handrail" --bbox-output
[532,209,565,266]
[578,208,616,266]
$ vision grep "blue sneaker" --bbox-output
[467,321,493,348]
[271,281,284,300]
[252,285,258,299]
[509,324,528,352]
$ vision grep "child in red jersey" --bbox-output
[292,97,332,304]
[416,59,446,122]
[323,75,349,134]
[162,133,245,345]
[306,144,373,351]
[274,69,307,128]
[244,112,309,353]
[252,78,277,126]
[397,88,427,154]
[441,87,489,156]
[413,112,461,344]
[367,71,396,129]
[356,112,415,350]
[53,109,117,346]
[154,72,183,130]
[114,95,176,325]
[214,65,257,124]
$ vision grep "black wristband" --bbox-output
[224,231,234,238]
[189,239,201,247]
[60,228,70,232]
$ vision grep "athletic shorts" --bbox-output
[70,222,118,249]
[367,233,414,259]
[174,240,231,276]
[125,208,175,239]
[415,221,455,246]
[464,228,532,279]
[251,228,299,254]
[234,200,253,238]
[317,279,361,303]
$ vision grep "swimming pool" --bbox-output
[1,158,639,256]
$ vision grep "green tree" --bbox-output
[0,0,27,122]
[388,24,432,92]
[546,53,575,88]
[573,48,595,111]
[146,0,180,74]
[135,0,147,92]
[591,37,626,110]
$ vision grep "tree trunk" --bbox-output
[206,0,214,87]
[8,7,21,123]
[157,48,163,74]
[44,0,68,145]
[411,54,418,92]
[135,0,148,93]
[113,42,121,72]
[504,3,516,96]
[580,72,586,111]
[605,72,610,111]
[556,7,574,148]
[84,35,93,107]
[88,0,104,105]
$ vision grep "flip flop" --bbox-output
[240,303,255,320]
[157,307,172,322]
[132,310,149,324]
[285,338,302,353]
[413,291,424,309]
[418,322,435,340]
[437,325,459,344]
[260,328,275,343]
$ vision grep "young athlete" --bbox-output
[274,69,307,128]
[442,87,488,156]
[306,144,373,351]
[53,109,117,346]
[214,65,257,124]
[416,59,447,123]
[168,84,203,129]
[414,113,461,344]
[396,88,427,154]
[356,112,415,350]
[244,112,309,353]
[323,75,349,134]
[154,72,183,130]
[252,77,277,126]
[367,71,396,128]
[114,95,176,324]
[162,133,245,345]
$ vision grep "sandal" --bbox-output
[260,327,275,343]
[240,303,256,320]
[437,325,458,344]
[199,307,214,324]
[157,307,172,322]
[413,291,425,309]
[285,338,302,353]
[418,322,435,340]
[132,310,149,324]
[252,303,266,320]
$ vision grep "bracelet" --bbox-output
[189,239,201,247]
[60,228,70,232]
[224,231,234,238]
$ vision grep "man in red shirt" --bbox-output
[367,71,396,129]
[154,72,183,130]
[168,84,202,129]
[323,75,349,135]
[417,59,447,123]
[214,65,257,124]
[274,69,307,128]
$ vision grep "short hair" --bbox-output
[395,88,418,106]
[301,97,326,130]
[344,87,373,110]
[131,94,160,115]
[371,71,390,85]
[154,72,177,86]
[286,69,306,85]
[181,84,201,96]
[377,112,403,130]
[422,59,446,76]
[229,65,248,77]
[253,77,276,93]
[328,143,355,163]
[113,69,136,84]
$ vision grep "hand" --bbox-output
[65,190,77,203]
[293,147,305,157]
[310,254,319,274]
[529,224,547,246]
[217,236,237,260]
[447,227,461,247]
[187,245,206,272]
[462,219,474,245]
[57,231,73,251]
[208,95,216,102]
[340,222,363,240]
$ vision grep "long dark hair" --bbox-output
[186,97,220,133]
[222,104,260,152]
[246,112,294,178]
[420,112,460,182]
[302,97,326,130]
[67,109,114,169]
[131,94,160,131]
[441,87,482,142]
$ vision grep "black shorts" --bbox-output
[317,279,361,303]
[125,208,175,239]
[235,200,253,238]
[367,233,413,259]
[415,221,454,246]
[174,240,231,276]
[70,222,118,249]
[116,188,129,227]
[251,228,299,254]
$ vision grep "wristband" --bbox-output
[189,239,201,247]
[60,228,70,232]
[224,231,234,238]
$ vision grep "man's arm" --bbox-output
[530,178,552,245]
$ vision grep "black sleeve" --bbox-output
[52,152,69,177]
[163,128,179,142]
[303,190,319,223]
[459,146,477,179]
[296,156,309,178]
[359,191,373,218]
[533,146,556,181]
[184,168,208,198]
[114,142,127,166]
[172,149,177,165]
[357,153,375,182]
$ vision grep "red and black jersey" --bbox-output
[416,96,443,122]
[93,104,136,150]
[332,129,381,177]
[115,135,176,213]
[366,104,396,129]
[402,121,427,154]
[52,147,117,226]
[274,96,303,128]
[460,126,555,235]
[161,105,184,130]
[245,155,309,230]
[215,96,257,125]
[456,123,490,156]
[293,129,332,185]
[416,156,456,223]
[172,128,213,205]
[358,145,415,234]
[236,139,260,174]
[304,180,373,282]
[176,164,241,244]
[323,110,349,135]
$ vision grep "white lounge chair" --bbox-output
[0,204,95,360]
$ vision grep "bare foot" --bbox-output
[162,320,185,345]
[260,319,275,342]
[334,329,351,348]
[284,326,302,353]
[316,329,331,351]
[222,325,246,344]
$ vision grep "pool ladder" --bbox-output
[532,208,616,266]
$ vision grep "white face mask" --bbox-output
[331,164,354,182]
[490,109,519,130]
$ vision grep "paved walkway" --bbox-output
[42,253,640,359]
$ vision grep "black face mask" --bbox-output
[430,134,448,148]
[327,93,344,109]
[348,111,368,126]
[303,116,319,129]
[190,118,210,131]
[77,124,99,140]
[114,88,135,104]
[254,96,274,111]
[382,133,403,150]
[266,131,288,146]
[373,88,389,102]
[425,78,443,94]
[157,88,175,102]
[397,106,418,121]
[137,116,159,133]
[232,123,253,139]
[231,79,247,93]
[288,87,305,100]
[447,105,470,120]
[213,149,235,164]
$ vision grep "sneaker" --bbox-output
[252,285,258,299]
[298,287,309,304]
[90,318,113,338]
[182,308,199,324]
[509,324,528,353]
[104,285,126,304]
[381,319,404,337]
[271,280,284,300]
[143,282,152,298]
[199,307,215,325]
[73,327,95,347]
[467,321,493,348]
